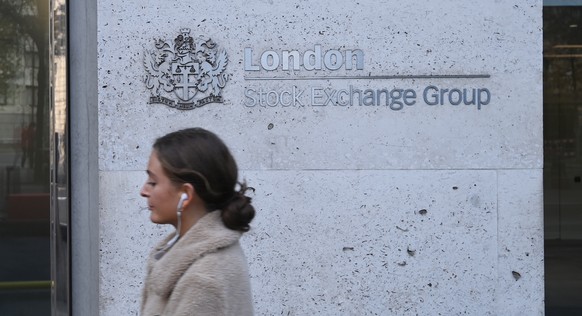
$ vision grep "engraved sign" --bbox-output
[144,28,229,110]
[242,45,492,110]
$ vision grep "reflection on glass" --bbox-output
[0,0,51,315]
[51,0,69,314]
[544,6,582,315]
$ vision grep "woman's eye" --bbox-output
[147,182,156,187]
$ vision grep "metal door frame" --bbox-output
[50,0,70,314]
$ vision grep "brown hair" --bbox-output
[153,128,255,232]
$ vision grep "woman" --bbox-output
[140,128,255,315]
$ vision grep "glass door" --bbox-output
[544,5,582,315]
[0,0,69,314]
[0,0,51,313]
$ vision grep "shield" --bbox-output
[171,61,199,101]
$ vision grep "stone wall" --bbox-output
[95,1,543,314]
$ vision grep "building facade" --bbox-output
[5,0,581,315]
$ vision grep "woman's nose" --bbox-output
[140,184,149,197]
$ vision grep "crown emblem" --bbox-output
[144,29,229,110]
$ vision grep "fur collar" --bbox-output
[146,211,242,298]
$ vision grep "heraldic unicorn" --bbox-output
[144,28,229,110]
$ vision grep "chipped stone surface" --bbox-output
[496,169,544,316]
[241,170,499,315]
[98,172,171,316]
[93,0,543,315]
[96,0,542,172]
[98,169,514,315]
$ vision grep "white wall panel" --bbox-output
[93,0,543,314]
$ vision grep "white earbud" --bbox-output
[155,192,189,259]
[177,193,188,210]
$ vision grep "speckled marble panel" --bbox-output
[96,0,542,172]
[98,169,516,315]
[98,172,171,316]
[242,169,500,315]
[496,169,544,315]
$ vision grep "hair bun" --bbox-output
[220,182,255,232]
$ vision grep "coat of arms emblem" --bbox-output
[144,28,229,110]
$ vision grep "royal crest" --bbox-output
[144,29,229,110]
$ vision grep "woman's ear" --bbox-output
[180,183,195,209]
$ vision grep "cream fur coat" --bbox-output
[141,211,254,316]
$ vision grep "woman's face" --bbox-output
[140,151,182,226]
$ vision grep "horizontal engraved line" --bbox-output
[244,74,491,81]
